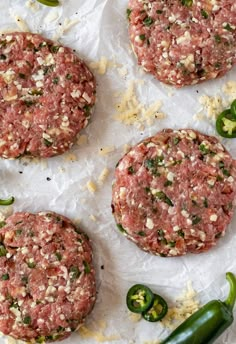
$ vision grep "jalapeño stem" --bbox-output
[224,272,236,312]
[0,196,14,206]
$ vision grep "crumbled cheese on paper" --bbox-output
[25,0,40,12]
[160,281,200,330]
[113,81,166,127]
[89,214,97,222]
[10,14,30,32]
[99,146,115,156]
[194,80,236,121]
[222,81,236,102]
[64,153,77,162]
[89,57,122,75]
[79,321,119,342]
[77,134,88,146]
[98,168,110,185]
[86,180,97,193]
[53,18,80,41]
[128,312,142,323]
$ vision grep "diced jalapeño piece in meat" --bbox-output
[23,315,31,325]
[83,261,91,273]
[70,266,81,280]
[155,191,173,206]
[0,245,7,256]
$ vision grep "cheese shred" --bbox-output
[113,81,165,127]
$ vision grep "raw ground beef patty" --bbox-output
[0,211,96,342]
[0,32,96,158]
[128,0,236,87]
[112,129,236,256]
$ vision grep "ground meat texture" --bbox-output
[0,32,96,158]
[128,0,236,87]
[112,129,236,256]
[0,212,96,342]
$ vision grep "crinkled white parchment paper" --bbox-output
[0,1,236,343]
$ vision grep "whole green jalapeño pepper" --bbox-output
[161,272,236,344]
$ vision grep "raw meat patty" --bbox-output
[0,211,96,342]
[128,0,236,87]
[112,129,236,256]
[0,32,96,158]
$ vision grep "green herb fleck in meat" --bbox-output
[36,336,46,344]
[143,17,154,26]
[156,10,163,14]
[24,100,35,107]
[173,137,180,145]
[50,45,60,53]
[137,231,146,237]
[0,54,7,60]
[224,23,234,32]
[219,161,225,169]
[83,105,91,117]
[43,138,53,147]
[192,215,202,225]
[15,229,22,236]
[43,65,54,75]
[203,198,208,208]
[21,276,28,285]
[223,169,230,177]
[52,77,59,84]
[1,273,9,280]
[215,232,222,239]
[214,34,221,43]
[214,62,221,69]
[145,156,164,175]
[0,245,7,257]
[23,315,31,325]
[181,0,193,7]
[0,221,6,228]
[29,89,43,96]
[199,143,209,155]
[126,8,132,20]
[172,160,182,166]
[27,261,36,269]
[178,230,185,238]
[168,241,176,247]
[55,252,62,261]
[19,73,26,79]
[155,191,173,206]
[128,166,135,174]
[70,266,81,280]
[201,9,208,19]
[164,180,173,187]
[83,261,91,273]
[39,42,47,49]
[117,223,127,234]
[66,73,72,80]
[139,34,146,41]
[157,229,164,238]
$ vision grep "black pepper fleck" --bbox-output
[46,177,51,181]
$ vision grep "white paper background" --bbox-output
[0,0,236,343]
